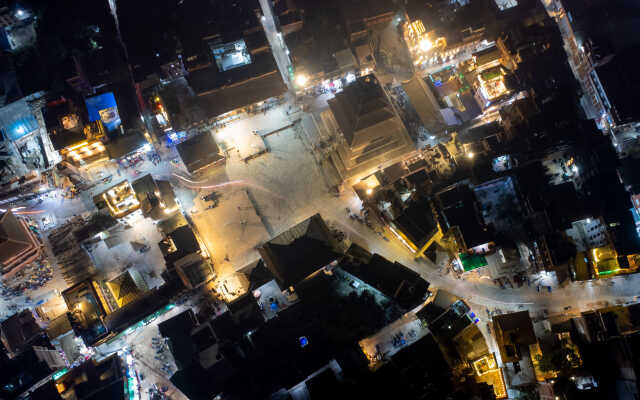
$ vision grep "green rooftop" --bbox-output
[459,253,488,272]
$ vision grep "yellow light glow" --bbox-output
[366,188,373,195]
[467,152,474,159]
[66,141,89,151]
[419,38,432,51]
[295,74,309,87]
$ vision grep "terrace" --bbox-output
[62,281,109,345]
[95,180,140,219]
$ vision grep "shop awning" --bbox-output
[459,253,488,272]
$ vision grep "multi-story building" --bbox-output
[325,74,415,180]
[540,0,621,131]
[0,209,42,278]
[0,92,59,183]
[0,6,36,51]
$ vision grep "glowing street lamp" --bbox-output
[295,73,309,87]
[467,152,474,159]
[419,38,433,52]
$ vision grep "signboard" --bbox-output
[85,92,121,132]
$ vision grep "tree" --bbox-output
[535,340,579,374]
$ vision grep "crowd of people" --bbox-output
[0,259,53,300]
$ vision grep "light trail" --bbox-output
[14,210,46,215]
[172,173,284,199]
[0,206,41,214]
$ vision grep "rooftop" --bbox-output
[458,121,502,145]
[105,131,148,159]
[54,354,126,400]
[42,97,88,151]
[176,132,225,174]
[193,68,286,120]
[341,253,430,310]
[437,185,493,250]
[0,310,42,358]
[391,198,439,249]
[106,271,143,308]
[158,309,198,370]
[0,209,41,276]
[159,225,201,266]
[132,174,178,220]
[187,50,277,96]
[259,214,342,288]
[328,74,395,145]
[0,347,52,400]
[493,311,537,363]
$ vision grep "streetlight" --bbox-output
[295,74,309,87]
[419,38,432,52]
[467,152,474,159]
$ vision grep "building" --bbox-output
[388,197,443,258]
[283,0,375,90]
[594,48,640,126]
[0,346,55,400]
[0,93,58,182]
[325,74,415,179]
[401,74,447,134]
[43,96,107,168]
[62,281,109,346]
[0,209,42,278]
[552,0,640,129]
[498,95,540,140]
[131,174,178,220]
[457,121,504,159]
[341,0,394,45]
[493,311,537,364]
[136,0,288,134]
[93,180,140,219]
[159,222,215,289]
[436,184,494,254]
[258,214,343,288]
[105,270,147,309]
[160,309,236,400]
[176,132,225,174]
[53,354,133,400]
[0,310,43,359]
[0,6,36,51]
[341,251,430,310]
